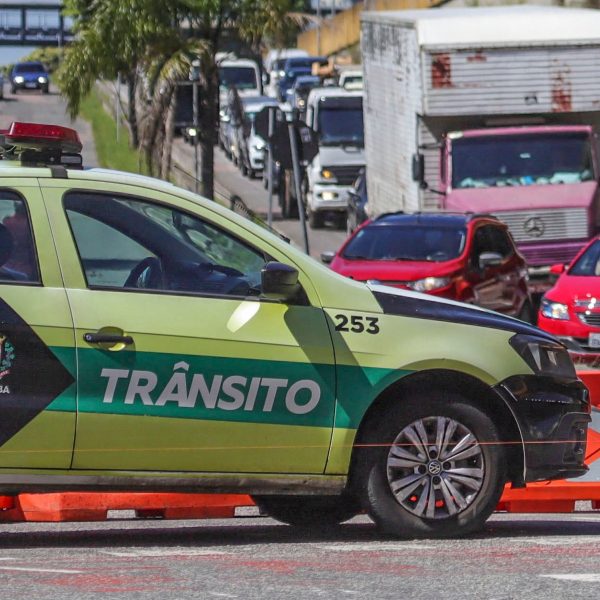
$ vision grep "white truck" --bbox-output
[302,87,365,228]
[361,6,600,272]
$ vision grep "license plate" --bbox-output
[25,82,37,88]
[589,333,600,348]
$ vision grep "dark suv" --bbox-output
[326,212,534,322]
[10,61,50,94]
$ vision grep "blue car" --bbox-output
[10,61,50,94]
[277,56,326,102]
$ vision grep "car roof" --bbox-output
[370,212,497,227]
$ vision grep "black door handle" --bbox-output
[84,333,134,345]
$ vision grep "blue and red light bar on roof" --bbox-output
[0,121,82,154]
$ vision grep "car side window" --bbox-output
[0,192,40,284]
[64,192,268,298]
[488,226,514,258]
[470,226,492,266]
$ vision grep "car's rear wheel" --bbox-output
[253,494,361,528]
[356,392,506,538]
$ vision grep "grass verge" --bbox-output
[79,88,146,174]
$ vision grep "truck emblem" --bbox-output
[524,217,545,237]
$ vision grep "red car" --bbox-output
[538,235,600,358]
[324,212,533,320]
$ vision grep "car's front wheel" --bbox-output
[253,494,361,528]
[356,392,506,538]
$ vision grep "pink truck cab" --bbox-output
[440,125,598,271]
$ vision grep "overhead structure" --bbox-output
[0,1,73,46]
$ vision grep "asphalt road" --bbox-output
[3,83,600,600]
[2,513,600,599]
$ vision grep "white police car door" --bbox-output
[44,184,336,475]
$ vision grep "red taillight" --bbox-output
[3,121,82,153]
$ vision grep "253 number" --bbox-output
[334,314,380,334]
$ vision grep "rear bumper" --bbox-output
[494,374,590,482]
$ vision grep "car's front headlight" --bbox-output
[408,276,451,292]
[252,141,266,151]
[540,297,569,320]
[14,76,24,84]
[510,334,576,379]
[38,76,47,83]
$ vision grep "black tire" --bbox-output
[253,494,361,528]
[355,392,506,539]
[518,300,535,324]
[42,85,49,94]
[11,87,16,95]
[308,207,323,229]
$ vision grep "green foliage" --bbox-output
[79,89,146,174]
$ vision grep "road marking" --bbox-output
[517,537,600,546]
[322,543,436,552]
[540,574,600,582]
[207,593,237,598]
[0,567,83,574]
[0,558,17,561]
[99,549,229,558]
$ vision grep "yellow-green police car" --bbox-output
[0,122,591,538]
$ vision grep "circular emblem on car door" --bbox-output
[524,217,545,237]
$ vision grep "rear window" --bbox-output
[342,224,467,262]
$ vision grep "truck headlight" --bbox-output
[408,276,451,292]
[540,297,569,320]
[321,169,336,181]
[510,334,576,379]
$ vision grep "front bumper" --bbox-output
[13,79,47,90]
[310,184,351,212]
[494,374,590,483]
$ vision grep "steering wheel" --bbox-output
[124,257,165,290]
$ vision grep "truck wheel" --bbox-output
[356,392,506,538]
[308,207,323,229]
[252,495,360,528]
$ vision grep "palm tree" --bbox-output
[60,0,304,199]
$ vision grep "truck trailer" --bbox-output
[361,6,600,272]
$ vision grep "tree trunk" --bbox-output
[126,70,139,148]
[199,59,219,200]
[160,90,176,180]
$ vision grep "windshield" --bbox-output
[569,240,600,276]
[318,107,364,146]
[219,67,258,90]
[451,132,594,189]
[342,225,466,261]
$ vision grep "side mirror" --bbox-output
[320,251,336,264]
[261,261,300,302]
[262,72,270,86]
[549,263,566,275]
[479,251,504,269]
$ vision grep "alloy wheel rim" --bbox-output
[386,416,485,520]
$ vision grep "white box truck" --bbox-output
[361,6,600,270]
